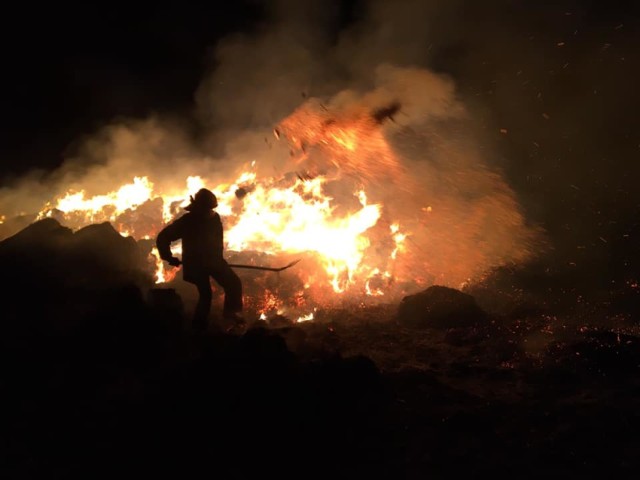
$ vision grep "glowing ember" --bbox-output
[258,289,284,315]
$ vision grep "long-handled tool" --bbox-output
[227,259,301,272]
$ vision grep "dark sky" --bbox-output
[0,0,638,279]
[0,1,636,178]
[0,2,267,178]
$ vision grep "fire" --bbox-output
[330,130,357,151]
[390,223,406,260]
[0,64,546,322]
[45,176,153,221]
[161,176,206,223]
[275,99,407,186]
[257,289,284,316]
[33,167,410,307]
[11,98,431,318]
[150,245,182,284]
[225,177,381,292]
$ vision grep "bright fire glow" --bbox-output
[21,102,420,318]
[33,165,409,309]
[296,312,314,323]
[53,176,153,220]
[225,178,381,292]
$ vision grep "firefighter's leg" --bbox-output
[211,263,243,317]
[193,278,212,331]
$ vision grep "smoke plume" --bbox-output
[0,0,551,289]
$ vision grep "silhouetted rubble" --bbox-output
[0,218,153,290]
[2,220,640,478]
[2,286,394,479]
[0,218,155,341]
[0,213,39,242]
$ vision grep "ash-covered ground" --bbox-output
[2,219,639,479]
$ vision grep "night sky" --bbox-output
[0,1,265,177]
[1,0,638,279]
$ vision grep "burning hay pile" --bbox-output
[0,68,542,323]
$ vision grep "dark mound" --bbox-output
[398,285,489,329]
[0,219,154,326]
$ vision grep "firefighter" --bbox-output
[156,188,244,331]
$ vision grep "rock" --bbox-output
[0,217,72,253]
[148,288,183,312]
[268,314,294,328]
[275,326,308,353]
[398,285,488,329]
[71,222,139,260]
[0,213,39,242]
[0,219,155,312]
[0,218,75,296]
[147,288,184,332]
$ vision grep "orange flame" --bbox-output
[34,166,410,305]
[276,99,407,187]
[24,101,426,318]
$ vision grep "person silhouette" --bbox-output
[156,188,244,331]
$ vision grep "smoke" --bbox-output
[271,62,543,286]
[192,0,544,286]
[0,0,553,289]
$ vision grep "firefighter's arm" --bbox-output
[156,218,184,266]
